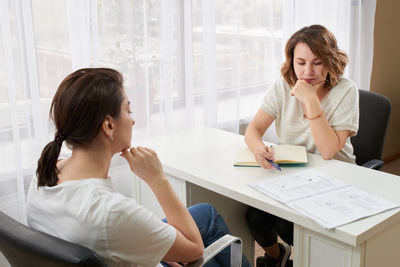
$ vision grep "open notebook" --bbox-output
[233,145,308,167]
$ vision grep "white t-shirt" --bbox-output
[26,176,176,267]
[260,77,359,164]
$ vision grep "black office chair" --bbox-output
[0,211,108,267]
[0,211,243,267]
[351,89,391,170]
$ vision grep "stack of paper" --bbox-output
[249,169,399,229]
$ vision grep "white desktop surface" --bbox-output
[134,127,400,248]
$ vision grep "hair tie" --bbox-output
[54,131,66,144]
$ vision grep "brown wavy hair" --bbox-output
[36,68,124,187]
[281,24,348,88]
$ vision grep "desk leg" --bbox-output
[294,225,364,267]
[134,174,188,219]
[186,182,255,264]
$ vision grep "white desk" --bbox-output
[134,127,400,267]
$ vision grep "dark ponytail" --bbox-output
[36,139,63,187]
[36,68,124,187]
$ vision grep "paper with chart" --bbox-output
[249,169,348,203]
[249,169,399,229]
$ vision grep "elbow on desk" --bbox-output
[321,154,334,160]
[318,143,342,160]
[320,150,337,160]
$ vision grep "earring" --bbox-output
[109,132,114,141]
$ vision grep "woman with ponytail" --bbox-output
[27,68,250,267]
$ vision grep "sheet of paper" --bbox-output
[249,169,348,203]
[288,185,400,229]
[248,169,400,229]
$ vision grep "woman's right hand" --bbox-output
[255,145,275,169]
[121,147,166,185]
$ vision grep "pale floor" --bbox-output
[254,158,400,266]
[381,157,400,176]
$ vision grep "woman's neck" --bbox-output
[57,142,113,183]
[316,85,331,102]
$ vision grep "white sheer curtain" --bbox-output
[0,0,376,223]
[0,0,48,222]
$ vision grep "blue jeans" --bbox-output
[162,203,252,267]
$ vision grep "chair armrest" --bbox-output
[362,159,384,170]
[186,234,242,267]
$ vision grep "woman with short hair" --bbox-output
[245,25,359,267]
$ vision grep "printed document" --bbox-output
[249,169,399,229]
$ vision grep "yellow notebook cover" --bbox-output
[233,145,308,167]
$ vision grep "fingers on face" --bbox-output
[129,147,136,155]
[136,146,157,157]
[135,146,146,155]
[121,147,140,159]
[295,79,312,89]
[145,147,157,155]
[121,149,135,165]
[126,146,158,160]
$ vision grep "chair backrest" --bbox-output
[0,211,108,267]
[351,89,391,166]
